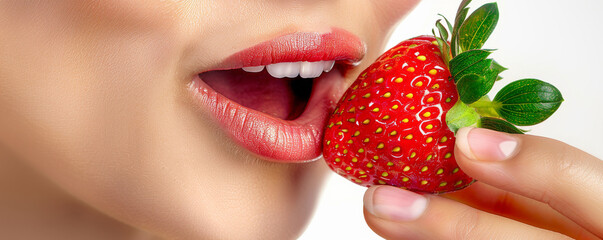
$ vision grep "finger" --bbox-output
[445,182,599,240]
[363,186,570,240]
[455,127,603,238]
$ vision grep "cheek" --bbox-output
[67,0,178,28]
[0,0,181,152]
[372,0,421,26]
[0,0,188,221]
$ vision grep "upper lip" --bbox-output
[205,27,366,72]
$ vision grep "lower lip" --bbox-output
[188,69,347,163]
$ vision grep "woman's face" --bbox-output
[0,0,418,239]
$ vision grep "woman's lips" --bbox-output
[220,28,366,70]
[188,28,365,163]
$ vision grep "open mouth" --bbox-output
[188,29,365,163]
[199,60,335,121]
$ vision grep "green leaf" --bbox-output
[450,49,493,82]
[456,71,495,104]
[456,0,473,16]
[446,100,480,134]
[491,60,507,73]
[436,20,449,41]
[479,117,525,134]
[434,18,453,66]
[438,41,452,66]
[459,2,499,51]
[450,0,472,56]
[451,7,469,56]
[438,14,454,34]
[493,79,564,126]
[449,50,506,104]
[433,30,452,66]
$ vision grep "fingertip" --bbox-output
[455,127,475,161]
[456,127,520,162]
[363,186,427,222]
[454,128,517,186]
[363,186,378,216]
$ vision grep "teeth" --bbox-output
[242,60,336,79]
[300,61,324,78]
[323,61,335,72]
[241,65,264,73]
[266,62,301,78]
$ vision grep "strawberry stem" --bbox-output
[468,96,500,118]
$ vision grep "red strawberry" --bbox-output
[322,1,563,193]
[323,36,471,193]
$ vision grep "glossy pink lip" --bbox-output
[218,28,366,70]
[189,28,365,163]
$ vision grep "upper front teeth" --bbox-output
[241,60,335,79]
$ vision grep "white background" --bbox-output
[301,0,603,239]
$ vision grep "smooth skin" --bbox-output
[0,1,419,239]
[363,127,603,240]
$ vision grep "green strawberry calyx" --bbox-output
[433,0,564,134]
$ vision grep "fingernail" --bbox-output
[456,127,519,162]
[364,186,427,222]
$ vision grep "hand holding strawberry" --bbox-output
[322,0,563,193]
[363,128,603,239]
